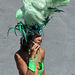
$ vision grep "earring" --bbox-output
[28,49,31,54]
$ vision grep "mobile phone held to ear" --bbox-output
[30,40,39,55]
[27,40,35,49]
[30,40,35,45]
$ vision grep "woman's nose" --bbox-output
[38,36,42,41]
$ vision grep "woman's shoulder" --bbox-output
[14,50,28,74]
[14,50,22,62]
[14,49,25,62]
[39,48,45,59]
[40,48,45,53]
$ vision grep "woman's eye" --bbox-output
[35,35,38,38]
[35,35,41,38]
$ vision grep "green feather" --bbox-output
[7,21,28,44]
[18,21,23,34]
[22,25,27,42]
[43,16,53,26]
[14,25,18,36]
[7,27,15,36]
[48,7,64,13]
[54,8,64,12]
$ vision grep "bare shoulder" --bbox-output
[39,48,45,59]
[14,50,28,75]
[14,51,21,62]
[14,50,22,62]
[14,50,27,65]
[40,48,45,54]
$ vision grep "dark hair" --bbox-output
[20,35,33,52]
[20,31,44,52]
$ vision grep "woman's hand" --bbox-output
[29,40,40,58]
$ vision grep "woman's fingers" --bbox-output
[30,43,40,52]
[35,46,40,52]
[29,42,40,58]
[34,43,40,50]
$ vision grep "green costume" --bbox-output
[37,59,44,75]
[7,0,70,75]
[28,53,44,75]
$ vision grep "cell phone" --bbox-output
[30,40,39,55]
[30,40,35,45]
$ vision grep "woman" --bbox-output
[14,33,45,75]
[7,0,70,75]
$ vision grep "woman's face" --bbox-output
[31,33,42,45]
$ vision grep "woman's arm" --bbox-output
[14,42,41,75]
[14,53,35,75]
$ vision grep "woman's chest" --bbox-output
[22,52,43,75]
[22,51,42,63]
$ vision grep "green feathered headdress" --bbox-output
[7,0,70,43]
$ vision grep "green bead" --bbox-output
[43,25,46,29]
[32,32,34,35]
[39,30,42,35]
[28,49,31,53]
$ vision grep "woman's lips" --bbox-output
[37,42,41,44]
